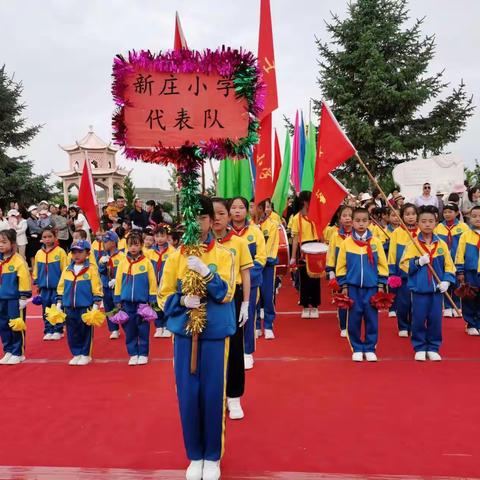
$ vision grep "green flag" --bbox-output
[236,158,253,200]
[301,121,316,191]
[217,159,237,198]
[272,132,291,216]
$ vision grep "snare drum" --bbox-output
[276,224,290,276]
[300,242,328,278]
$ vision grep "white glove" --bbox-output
[289,258,296,266]
[183,295,201,309]
[108,279,116,289]
[187,256,211,277]
[92,303,99,311]
[56,302,63,312]
[438,281,450,293]
[418,254,430,266]
[19,299,28,310]
[328,271,336,280]
[238,301,249,327]
[99,255,110,264]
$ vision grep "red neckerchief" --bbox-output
[125,254,145,282]
[42,244,59,276]
[444,220,456,248]
[69,263,90,304]
[107,250,120,279]
[338,228,352,240]
[418,237,438,284]
[472,229,480,249]
[232,223,249,237]
[152,244,169,274]
[401,225,418,238]
[352,234,374,265]
[0,254,14,285]
[217,229,236,245]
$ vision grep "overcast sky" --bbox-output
[1,0,479,190]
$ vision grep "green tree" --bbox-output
[464,160,480,188]
[0,65,51,207]
[314,0,474,192]
[123,174,136,211]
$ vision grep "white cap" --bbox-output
[38,200,49,205]
[360,193,372,202]
[107,197,115,204]
[28,205,38,213]
[7,209,19,217]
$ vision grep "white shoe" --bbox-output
[6,355,23,365]
[259,308,265,320]
[415,351,426,362]
[310,307,319,318]
[77,355,92,366]
[453,309,463,318]
[388,311,397,317]
[352,352,363,362]
[466,327,479,336]
[427,351,442,361]
[154,327,163,338]
[128,355,138,366]
[227,397,244,420]
[69,355,81,366]
[443,308,453,317]
[202,460,221,480]
[256,329,263,338]
[43,333,53,340]
[51,332,62,340]
[0,353,13,365]
[160,328,172,338]
[109,330,120,339]
[137,355,148,365]
[340,329,347,338]
[244,353,254,370]
[264,329,275,339]
[365,352,378,362]
[398,330,409,338]
[186,459,204,480]
[301,308,310,319]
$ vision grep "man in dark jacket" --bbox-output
[129,198,149,229]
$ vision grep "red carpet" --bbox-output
[0,280,479,479]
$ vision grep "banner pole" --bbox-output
[354,152,461,315]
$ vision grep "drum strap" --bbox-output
[298,214,317,249]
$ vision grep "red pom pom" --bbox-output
[370,291,396,310]
[328,278,340,291]
[332,293,354,309]
[454,283,479,299]
[387,275,402,288]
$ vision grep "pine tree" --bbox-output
[123,174,136,211]
[0,65,51,207]
[314,0,474,192]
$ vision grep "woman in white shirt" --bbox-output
[68,206,91,242]
[0,208,10,231]
[7,209,28,259]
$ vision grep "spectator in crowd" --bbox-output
[67,206,91,241]
[26,205,43,264]
[116,196,128,223]
[129,198,149,229]
[146,200,164,226]
[392,193,405,209]
[0,208,9,231]
[435,190,447,221]
[372,188,386,208]
[100,206,112,231]
[461,186,480,224]
[38,208,54,229]
[50,204,70,251]
[414,182,438,208]
[159,203,173,224]
[7,209,28,259]
[38,200,50,213]
[105,198,119,224]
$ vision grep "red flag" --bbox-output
[77,155,100,234]
[309,174,348,237]
[254,114,273,202]
[314,102,356,181]
[174,12,188,50]
[272,128,281,190]
[258,0,278,120]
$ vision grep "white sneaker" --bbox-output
[365,352,378,362]
[6,355,23,365]
[388,311,397,317]
[466,327,479,336]
[43,333,53,340]
[259,308,265,320]
[109,330,120,339]
[256,329,263,338]
[128,355,138,366]
[244,353,254,370]
[69,355,81,366]
[0,353,13,365]
[264,329,275,339]
[352,352,363,362]
[301,308,310,319]
[415,351,426,362]
[202,460,221,480]
[154,327,163,338]
[427,351,442,361]
[340,329,347,338]
[77,355,92,366]
[51,332,62,340]
[186,459,204,480]
[160,328,172,338]
[453,309,463,318]
[310,307,319,318]
[137,355,148,365]
[398,330,409,338]
[443,308,453,317]
[227,397,244,420]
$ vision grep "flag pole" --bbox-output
[354,152,461,315]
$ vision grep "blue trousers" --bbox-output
[244,286,258,355]
[388,286,398,314]
[396,279,412,332]
[338,308,347,330]
[154,310,166,329]
[460,294,480,329]
[122,302,150,356]
[411,292,443,352]
[65,307,93,356]
[347,286,378,353]
[0,299,25,356]
[40,287,62,334]
[444,285,461,311]
[174,335,229,461]
[256,265,276,330]
[103,287,119,332]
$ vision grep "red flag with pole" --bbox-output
[174,11,188,50]
[254,114,273,202]
[272,128,281,191]
[77,155,100,234]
